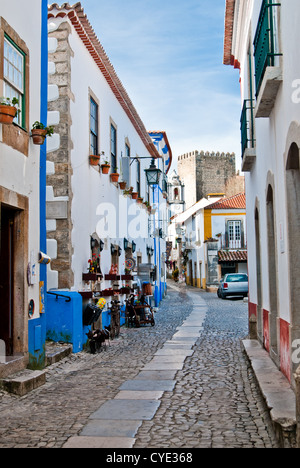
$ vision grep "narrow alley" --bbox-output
[0,284,278,449]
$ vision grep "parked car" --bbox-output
[217,273,248,299]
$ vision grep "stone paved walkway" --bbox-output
[0,283,279,448]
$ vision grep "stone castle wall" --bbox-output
[178,150,236,208]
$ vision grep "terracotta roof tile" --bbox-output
[205,193,246,210]
[218,250,248,263]
[48,3,160,159]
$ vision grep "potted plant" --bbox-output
[119,181,127,190]
[101,160,111,174]
[31,121,54,145]
[131,191,138,199]
[110,167,119,183]
[89,154,100,166]
[137,197,143,204]
[0,97,19,124]
[118,158,126,189]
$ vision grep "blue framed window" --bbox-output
[136,158,141,196]
[90,98,98,155]
[110,124,117,173]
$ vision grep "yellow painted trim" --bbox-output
[211,212,246,216]
[204,209,212,240]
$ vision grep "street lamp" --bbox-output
[144,158,162,186]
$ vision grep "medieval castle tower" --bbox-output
[178,150,237,209]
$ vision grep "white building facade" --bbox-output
[0,0,48,371]
[224,0,300,384]
[46,3,169,341]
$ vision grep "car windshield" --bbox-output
[226,274,248,283]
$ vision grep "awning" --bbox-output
[218,250,247,263]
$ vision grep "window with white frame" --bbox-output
[3,36,25,127]
[228,220,241,249]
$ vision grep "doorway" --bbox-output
[0,205,16,356]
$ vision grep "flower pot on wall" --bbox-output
[110,173,120,183]
[0,105,17,125]
[119,181,127,190]
[89,154,100,166]
[137,197,143,204]
[131,192,138,200]
[101,164,110,174]
[31,121,54,145]
[31,128,48,145]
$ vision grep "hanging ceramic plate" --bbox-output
[125,257,136,271]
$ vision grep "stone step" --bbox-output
[0,369,46,397]
[0,355,27,379]
[45,342,73,366]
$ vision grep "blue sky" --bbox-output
[49,0,242,170]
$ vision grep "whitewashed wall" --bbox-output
[0,0,42,318]
[233,0,300,326]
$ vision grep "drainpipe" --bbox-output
[295,366,300,448]
[39,0,48,339]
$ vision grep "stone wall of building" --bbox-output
[177,151,197,209]
[178,150,236,208]
[47,22,74,289]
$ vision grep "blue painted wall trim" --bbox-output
[46,291,89,353]
[28,0,48,369]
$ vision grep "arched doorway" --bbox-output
[286,142,300,376]
[266,184,278,362]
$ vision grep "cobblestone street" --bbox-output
[0,283,278,448]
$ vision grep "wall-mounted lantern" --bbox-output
[145,158,162,186]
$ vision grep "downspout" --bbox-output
[39,0,48,335]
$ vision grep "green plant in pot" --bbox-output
[31,121,54,145]
[0,97,20,124]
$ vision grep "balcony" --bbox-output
[253,0,282,117]
[219,234,247,251]
[240,99,256,172]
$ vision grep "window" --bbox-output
[90,98,98,155]
[121,142,131,186]
[228,220,242,249]
[3,36,25,127]
[125,143,130,159]
[226,274,248,283]
[111,124,117,173]
[136,158,141,196]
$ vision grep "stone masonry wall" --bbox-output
[178,150,236,208]
[47,22,74,289]
[196,151,236,200]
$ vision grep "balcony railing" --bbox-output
[253,0,281,96]
[219,234,247,251]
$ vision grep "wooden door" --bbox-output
[0,206,15,356]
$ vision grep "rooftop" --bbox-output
[205,192,246,210]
